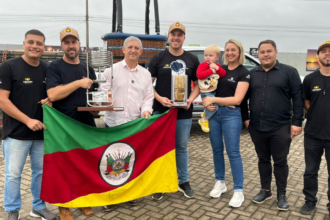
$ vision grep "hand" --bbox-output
[209,62,219,71]
[202,96,214,107]
[244,120,250,128]
[142,111,151,119]
[211,68,216,74]
[181,99,192,110]
[26,119,46,131]
[291,125,302,138]
[159,96,174,108]
[79,78,94,89]
[206,104,216,112]
[41,98,52,107]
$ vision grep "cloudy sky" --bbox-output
[0,0,329,52]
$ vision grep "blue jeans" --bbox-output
[201,92,218,119]
[2,137,46,212]
[154,111,192,184]
[208,106,244,192]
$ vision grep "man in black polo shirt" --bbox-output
[0,30,56,220]
[46,27,97,220]
[242,40,304,211]
[148,22,200,200]
[300,40,330,215]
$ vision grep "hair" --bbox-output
[205,45,220,56]
[258,40,277,50]
[123,36,143,49]
[25,29,45,42]
[223,39,245,65]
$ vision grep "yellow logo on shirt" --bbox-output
[312,86,321,92]
[23,78,33,84]
[163,64,170,69]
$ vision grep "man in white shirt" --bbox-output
[99,36,154,127]
[98,36,154,211]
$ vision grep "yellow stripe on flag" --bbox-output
[53,150,178,207]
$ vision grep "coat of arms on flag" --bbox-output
[100,142,135,186]
[40,105,178,207]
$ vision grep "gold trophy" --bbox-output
[174,76,185,102]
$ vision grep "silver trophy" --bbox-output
[78,0,123,112]
[77,50,124,112]
[86,51,114,107]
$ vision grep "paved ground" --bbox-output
[0,119,329,220]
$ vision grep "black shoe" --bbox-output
[152,193,164,201]
[178,182,195,199]
[300,201,315,215]
[277,194,289,211]
[252,189,272,204]
[128,200,139,206]
[6,211,19,220]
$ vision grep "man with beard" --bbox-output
[149,22,200,200]
[46,27,97,220]
[242,40,304,211]
[0,29,56,220]
[300,40,330,215]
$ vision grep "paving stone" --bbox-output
[190,209,205,218]
[163,212,179,220]
[223,213,238,220]
[251,210,266,219]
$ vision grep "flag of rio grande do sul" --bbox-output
[41,105,178,207]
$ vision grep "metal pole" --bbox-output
[116,0,123,33]
[86,0,90,78]
[112,0,117,32]
[85,0,90,107]
[145,0,150,35]
[154,0,160,35]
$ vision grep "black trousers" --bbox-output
[249,124,292,194]
[303,135,330,208]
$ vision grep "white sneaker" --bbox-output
[229,192,244,208]
[209,181,227,198]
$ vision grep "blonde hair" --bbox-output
[204,44,220,56]
[223,39,245,65]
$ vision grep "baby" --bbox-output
[197,45,226,132]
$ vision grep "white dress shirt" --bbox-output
[98,60,154,127]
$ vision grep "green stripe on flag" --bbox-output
[43,105,167,154]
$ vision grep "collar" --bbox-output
[122,59,139,71]
[256,60,280,72]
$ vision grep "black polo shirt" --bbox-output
[148,49,199,119]
[0,57,47,140]
[244,61,304,131]
[46,59,97,127]
[303,70,330,141]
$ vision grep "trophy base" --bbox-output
[173,102,187,107]
[77,107,124,111]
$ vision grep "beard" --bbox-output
[64,49,79,60]
[319,58,330,67]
